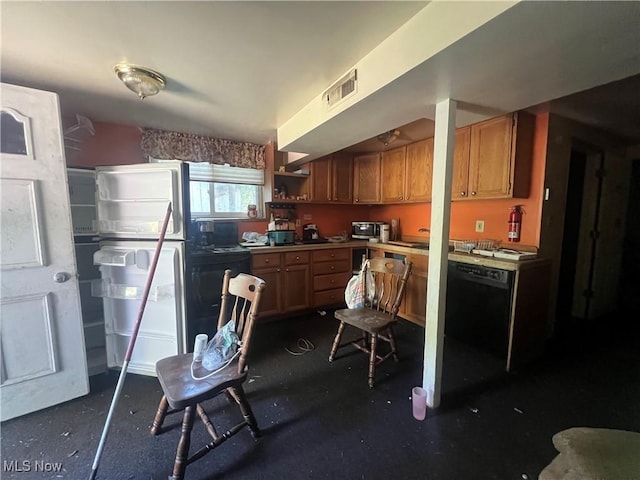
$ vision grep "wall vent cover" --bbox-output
[324,68,357,109]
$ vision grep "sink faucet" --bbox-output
[418,227,430,233]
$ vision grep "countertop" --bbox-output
[246,239,548,271]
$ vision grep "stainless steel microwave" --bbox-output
[351,221,384,239]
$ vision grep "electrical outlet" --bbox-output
[295,219,301,227]
[475,220,485,233]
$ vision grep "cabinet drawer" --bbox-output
[314,272,352,292]
[252,253,281,269]
[312,248,350,263]
[314,288,346,307]
[314,259,350,275]
[284,251,310,266]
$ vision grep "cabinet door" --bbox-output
[353,153,381,204]
[405,138,433,202]
[451,127,471,200]
[332,153,353,203]
[311,156,332,202]
[254,266,282,317]
[381,146,406,203]
[282,264,310,312]
[401,255,428,326]
[468,114,513,198]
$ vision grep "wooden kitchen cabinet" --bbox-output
[353,153,381,204]
[310,152,352,203]
[282,251,311,312]
[252,246,356,318]
[404,138,434,203]
[252,251,310,317]
[381,146,406,203]
[400,254,428,325]
[312,248,352,307]
[251,252,283,317]
[453,112,534,200]
[380,139,434,204]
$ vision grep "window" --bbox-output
[190,181,262,218]
[150,159,264,219]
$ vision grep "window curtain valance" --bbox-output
[141,128,266,169]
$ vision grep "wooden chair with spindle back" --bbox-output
[329,257,412,387]
[150,270,266,480]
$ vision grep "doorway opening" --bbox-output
[555,146,605,337]
[618,158,640,330]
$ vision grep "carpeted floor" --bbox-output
[2,311,639,480]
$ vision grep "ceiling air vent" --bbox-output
[324,68,357,110]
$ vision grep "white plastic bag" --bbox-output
[202,320,240,371]
[344,260,374,309]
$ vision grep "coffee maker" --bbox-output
[302,224,320,241]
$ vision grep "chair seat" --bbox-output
[156,353,246,410]
[334,307,397,334]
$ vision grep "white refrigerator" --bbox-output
[93,162,190,376]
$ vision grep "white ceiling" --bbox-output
[1,1,639,161]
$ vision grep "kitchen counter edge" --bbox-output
[248,241,548,271]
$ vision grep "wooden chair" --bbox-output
[150,270,266,480]
[329,257,412,388]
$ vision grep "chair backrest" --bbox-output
[364,257,412,318]
[216,270,266,373]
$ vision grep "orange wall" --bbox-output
[67,122,143,167]
[370,112,549,247]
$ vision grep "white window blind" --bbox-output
[188,162,264,185]
[150,158,264,185]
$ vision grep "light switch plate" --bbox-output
[475,220,485,233]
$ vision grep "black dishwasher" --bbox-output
[445,261,515,357]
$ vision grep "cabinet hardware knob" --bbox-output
[286,269,289,272]
[399,196,403,200]
[330,266,335,270]
[296,256,300,260]
[277,269,280,272]
[355,199,359,202]
[331,280,335,283]
[471,191,477,196]
[460,191,466,196]
[264,259,270,263]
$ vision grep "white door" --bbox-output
[0,83,89,421]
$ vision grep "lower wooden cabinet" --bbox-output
[252,251,310,318]
[252,247,352,318]
[312,248,352,308]
[282,252,311,312]
[400,254,428,325]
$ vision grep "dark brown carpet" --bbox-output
[2,310,639,479]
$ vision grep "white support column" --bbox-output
[423,98,456,408]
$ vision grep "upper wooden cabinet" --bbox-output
[380,139,434,204]
[311,152,352,203]
[381,146,406,203]
[405,138,434,202]
[353,153,381,204]
[453,112,534,200]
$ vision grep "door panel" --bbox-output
[1,83,88,421]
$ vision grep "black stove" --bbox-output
[190,244,250,262]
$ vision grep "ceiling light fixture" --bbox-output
[114,63,166,100]
[377,129,400,146]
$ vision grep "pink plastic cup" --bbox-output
[412,386,427,420]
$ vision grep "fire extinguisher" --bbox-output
[508,205,523,243]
